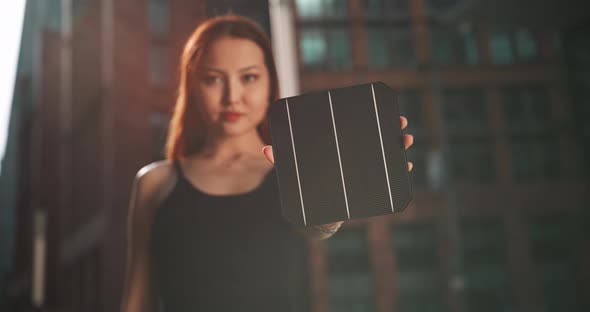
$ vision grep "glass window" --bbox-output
[432,30,455,65]
[564,26,590,179]
[392,31,416,66]
[149,44,169,85]
[148,0,169,35]
[44,0,62,31]
[510,135,560,181]
[367,27,415,68]
[425,0,460,14]
[460,218,516,312]
[300,27,352,70]
[398,91,423,132]
[431,29,478,65]
[432,29,479,65]
[367,29,389,68]
[489,31,514,65]
[406,143,428,188]
[442,89,487,132]
[330,30,351,69]
[552,31,563,53]
[393,221,445,312]
[325,0,348,17]
[442,89,492,182]
[515,29,537,61]
[364,0,409,18]
[300,29,326,67]
[449,140,495,182]
[296,0,348,18]
[464,33,479,65]
[502,86,550,131]
[326,229,375,312]
[529,214,589,312]
[296,0,323,18]
[503,86,559,181]
[489,29,539,64]
[73,0,91,19]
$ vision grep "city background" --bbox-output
[1,0,589,311]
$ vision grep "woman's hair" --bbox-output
[165,14,280,160]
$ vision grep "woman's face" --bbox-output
[195,37,271,138]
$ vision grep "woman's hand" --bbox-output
[262,116,414,171]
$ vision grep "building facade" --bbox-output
[5,0,207,311]
[291,1,590,312]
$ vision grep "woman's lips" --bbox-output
[221,112,242,122]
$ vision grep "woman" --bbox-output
[121,14,414,312]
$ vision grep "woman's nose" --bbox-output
[224,79,242,107]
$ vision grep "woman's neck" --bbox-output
[196,129,266,166]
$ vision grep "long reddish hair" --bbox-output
[166,14,280,160]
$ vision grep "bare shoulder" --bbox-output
[132,160,179,211]
[136,160,176,186]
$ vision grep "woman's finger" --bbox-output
[400,116,408,130]
[408,162,413,172]
[403,134,414,149]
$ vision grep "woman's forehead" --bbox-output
[200,37,266,71]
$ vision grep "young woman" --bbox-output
[121,14,414,312]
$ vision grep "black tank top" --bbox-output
[150,162,309,312]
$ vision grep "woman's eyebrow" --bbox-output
[200,66,225,74]
[239,65,260,72]
[200,65,260,73]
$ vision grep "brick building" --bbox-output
[291,1,590,312]
[6,0,207,311]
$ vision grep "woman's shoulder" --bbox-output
[133,160,179,207]
[136,160,175,181]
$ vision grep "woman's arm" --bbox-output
[121,162,175,312]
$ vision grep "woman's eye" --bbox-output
[242,74,258,83]
[203,76,222,85]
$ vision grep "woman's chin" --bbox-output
[221,123,255,137]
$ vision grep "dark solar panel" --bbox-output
[268,82,413,226]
